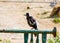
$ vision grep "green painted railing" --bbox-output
[0,27,57,43]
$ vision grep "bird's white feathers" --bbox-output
[36,20,39,29]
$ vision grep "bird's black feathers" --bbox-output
[26,13,38,37]
[26,13,37,30]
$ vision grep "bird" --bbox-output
[25,13,38,37]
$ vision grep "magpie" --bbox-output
[25,13,38,36]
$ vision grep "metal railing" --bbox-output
[0,27,57,43]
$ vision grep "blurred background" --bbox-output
[0,0,60,43]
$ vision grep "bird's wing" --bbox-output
[29,17,36,25]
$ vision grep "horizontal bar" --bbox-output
[0,29,54,34]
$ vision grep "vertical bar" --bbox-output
[53,27,57,37]
[30,33,33,43]
[24,33,29,43]
[36,34,39,43]
[42,33,47,43]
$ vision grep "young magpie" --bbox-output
[25,13,38,36]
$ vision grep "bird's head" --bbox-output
[25,13,29,18]
[26,13,29,16]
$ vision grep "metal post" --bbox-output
[30,33,33,43]
[53,27,57,37]
[24,33,29,43]
[42,33,47,43]
[36,34,39,43]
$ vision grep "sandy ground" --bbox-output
[0,1,60,43]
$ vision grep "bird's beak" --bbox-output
[24,14,26,16]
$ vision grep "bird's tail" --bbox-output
[31,28,38,37]
[34,33,37,37]
[34,29,38,37]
